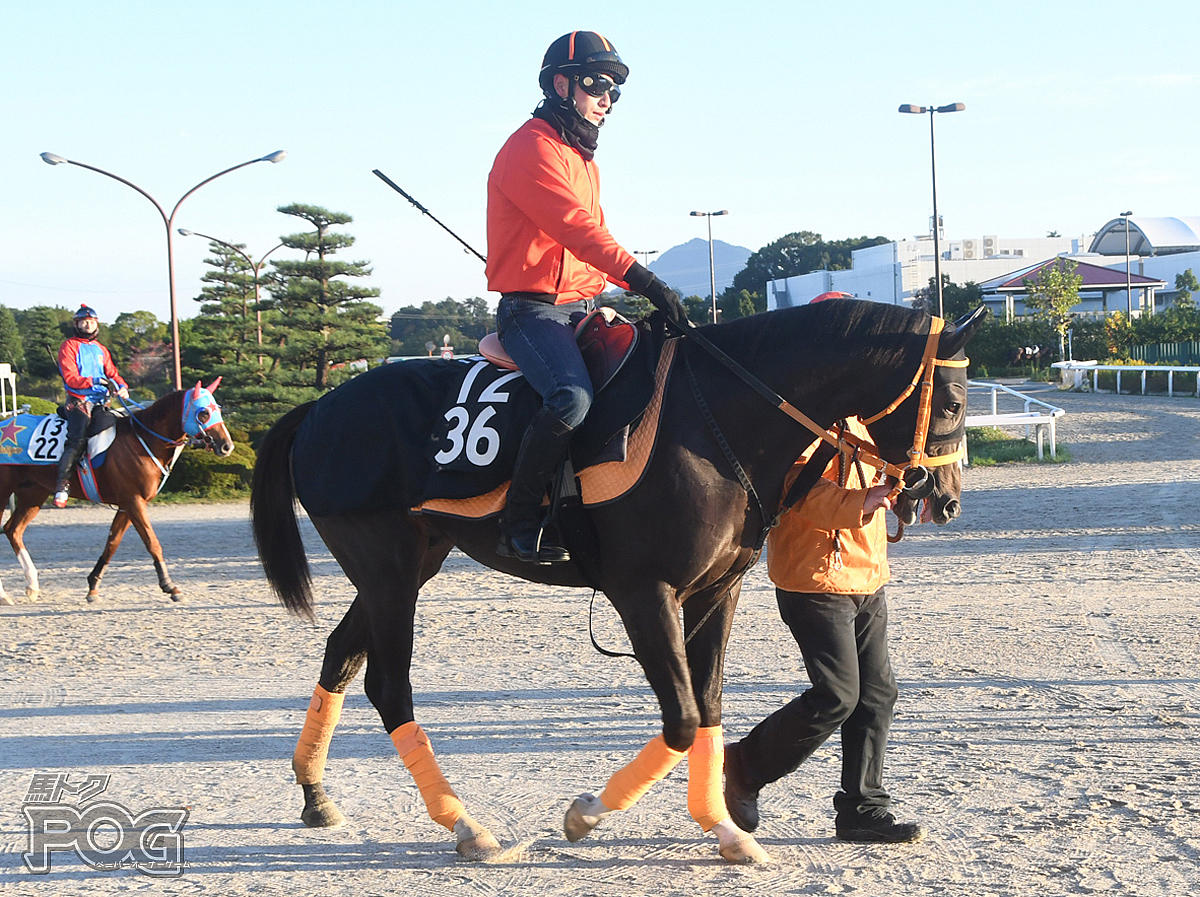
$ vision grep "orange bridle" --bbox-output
[772,316,969,500]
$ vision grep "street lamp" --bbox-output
[177,229,286,365]
[633,249,659,269]
[689,210,729,323]
[39,150,287,389]
[1119,211,1134,317]
[898,102,964,319]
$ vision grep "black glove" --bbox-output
[624,262,689,327]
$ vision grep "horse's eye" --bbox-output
[944,402,962,416]
[196,408,211,424]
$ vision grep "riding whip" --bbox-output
[371,169,487,265]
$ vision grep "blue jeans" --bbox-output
[496,296,594,429]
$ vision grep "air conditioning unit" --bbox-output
[982,235,998,257]
[962,238,978,260]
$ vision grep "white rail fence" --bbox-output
[965,380,1065,461]
[1051,361,1200,398]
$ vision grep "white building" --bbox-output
[766,234,1091,310]
[766,217,1200,317]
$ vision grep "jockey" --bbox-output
[488,30,688,564]
[54,305,129,508]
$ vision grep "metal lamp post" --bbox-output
[689,210,729,323]
[633,249,659,269]
[898,103,964,319]
[177,229,285,365]
[1120,211,1134,317]
[39,150,287,389]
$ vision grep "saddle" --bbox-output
[477,307,639,395]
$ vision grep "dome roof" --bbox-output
[1089,217,1200,256]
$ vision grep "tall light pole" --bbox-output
[177,229,285,365]
[690,210,729,323]
[898,103,964,319]
[633,249,659,269]
[1120,211,1134,317]
[39,150,287,390]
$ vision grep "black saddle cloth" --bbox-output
[292,322,662,517]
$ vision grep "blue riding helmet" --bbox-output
[74,305,99,321]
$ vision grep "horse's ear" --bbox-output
[192,381,202,400]
[206,376,222,393]
[940,305,989,357]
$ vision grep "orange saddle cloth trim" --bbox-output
[415,338,677,519]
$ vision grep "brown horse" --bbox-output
[0,381,233,605]
[251,301,986,863]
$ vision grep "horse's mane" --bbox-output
[701,300,931,373]
[131,389,184,436]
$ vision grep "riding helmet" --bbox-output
[74,305,99,321]
[539,31,628,97]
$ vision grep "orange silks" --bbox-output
[599,734,686,812]
[687,725,728,831]
[391,722,465,830]
[292,685,345,785]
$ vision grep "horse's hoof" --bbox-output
[300,796,345,828]
[712,820,771,864]
[86,591,99,604]
[454,813,502,861]
[718,836,771,864]
[0,593,13,606]
[25,588,39,602]
[563,793,610,843]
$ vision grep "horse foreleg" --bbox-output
[564,586,699,843]
[295,598,369,828]
[124,499,181,600]
[682,581,770,864]
[87,510,132,602]
[4,500,43,601]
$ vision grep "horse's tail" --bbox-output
[251,402,317,621]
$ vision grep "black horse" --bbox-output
[251,300,986,863]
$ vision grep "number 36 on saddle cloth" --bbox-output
[289,311,673,521]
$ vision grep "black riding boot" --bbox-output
[53,406,90,504]
[497,408,574,564]
[53,436,86,503]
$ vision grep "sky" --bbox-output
[2,0,1197,327]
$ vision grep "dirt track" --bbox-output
[1,386,1198,895]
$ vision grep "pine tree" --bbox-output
[0,306,25,372]
[15,306,71,388]
[266,204,387,391]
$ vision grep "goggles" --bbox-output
[576,71,620,103]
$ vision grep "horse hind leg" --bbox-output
[4,496,44,602]
[295,597,371,828]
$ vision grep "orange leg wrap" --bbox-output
[687,725,728,831]
[391,722,464,830]
[599,734,686,812]
[292,685,345,785]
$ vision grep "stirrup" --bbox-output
[497,527,570,565]
[53,489,70,509]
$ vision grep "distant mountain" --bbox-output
[648,238,752,299]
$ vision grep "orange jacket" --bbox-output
[486,117,636,304]
[766,418,890,595]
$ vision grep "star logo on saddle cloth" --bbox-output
[0,418,25,447]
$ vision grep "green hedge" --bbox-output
[160,440,257,499]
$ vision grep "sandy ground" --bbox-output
[1,386,1198,896]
